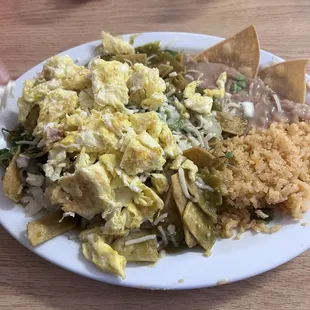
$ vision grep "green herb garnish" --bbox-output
[230,74,247,93]
[0,146,19,167]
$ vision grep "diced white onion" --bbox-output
[241,101,255,118]
[255,210,269,219]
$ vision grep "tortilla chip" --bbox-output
[171,174,197,248]
[3,153,22,202]
[27,210,76,246]
[183,201,216,252]
[183,147,215,168]
[258,59,308,103]
[111,230,158,262]
[159,186,184,243]
[215,111,248,135]
[194,25,260,78]
[187,179,217,222]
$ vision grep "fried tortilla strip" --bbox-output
[111,230,158,262]
[183,147,215,169]
[183,201,216,252]
[258,59,308,103]
[3,152,22,202]
[27,210,76,246]
[113,54,147,65]
[187,180,218,222]
[215,111,248,135]
[171,174,197,247]
[159,186,184,243]
[194,25,260,78]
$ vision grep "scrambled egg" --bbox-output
[43,55,91,90]
[120,131,166,175]
[59,161,120,219]
[59,110,119,154]
[92,59,132,112]
[151,173,169,195]
[127,63,166,110]
[183,81,213,114]
[130,112,181,158]
[33,89,79,139]
[81,232,126,279]
[204,72,227,99]
[79,87,94,113]
[101,31,135,55]
[133,183,164,221]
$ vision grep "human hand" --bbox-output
[0,61,9,85]
[0,61,13,108]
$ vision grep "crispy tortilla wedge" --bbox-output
[183,146,215,168]
[27,210,76,246]
[171,174,197,248]
[258,59,308,103]
[183,201,216,252]
[159,186,184,243]
[112,230,158,262]
[3,152,22,202]
[194,25,260,78]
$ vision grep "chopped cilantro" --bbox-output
[230,80,247,93]
[0,146,19,167]
[225,151,234,159]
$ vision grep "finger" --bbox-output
[0,62,9,85]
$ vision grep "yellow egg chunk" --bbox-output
[101,112,132,137]
[120,131,166,175]
[204,72,227,99]
[59,161,120,219]
[92,59,132,112]
[22,79,61,104]
[101,31,135,55]
[81,233,126,279]
[130,112,181,158]
[43,55,91,91]
[151,173,169,195]
[183,81,213,114]
[127,63,167,110]
[133,183,164,221]
[130,111,163,139]
[33,88,79,138]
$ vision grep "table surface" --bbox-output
[1,0,309,309]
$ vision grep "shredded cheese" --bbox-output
[273,94,283,112]
[195,178,214,192]
[125,234,157,246]
[169,71,177,77]
[153,213,168,226]
[157,225,168,244]
[178,168,197,202]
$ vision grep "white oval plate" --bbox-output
[0,32,309,290]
